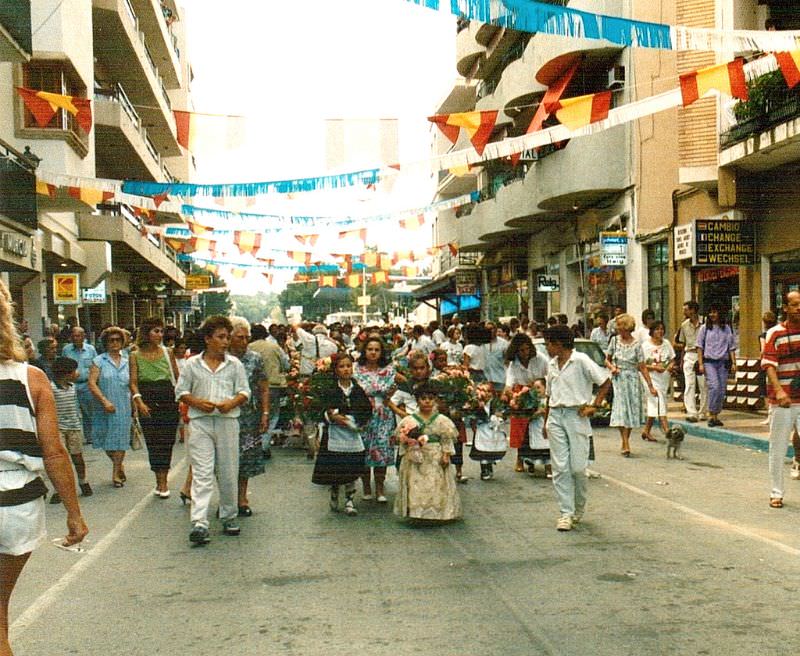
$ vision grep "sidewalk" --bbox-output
[666,401,782,454]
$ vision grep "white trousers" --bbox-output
[546,408,591,517]
[768,405,800,499]
[682,352,708,418]
[188,416,240,528]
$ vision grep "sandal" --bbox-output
[641,433,658,442]
[770,498,784,508]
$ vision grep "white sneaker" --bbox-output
[344,499,357,516]
[556,515,573,531]
[792,461,800,480]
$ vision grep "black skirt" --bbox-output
[311,432,366,486]
[468,444,506,463]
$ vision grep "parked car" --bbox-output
[532,338,613,425]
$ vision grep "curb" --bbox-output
[668,419,794,458]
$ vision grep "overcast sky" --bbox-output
[182,0,456,292]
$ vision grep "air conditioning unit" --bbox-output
[608,65,625,90]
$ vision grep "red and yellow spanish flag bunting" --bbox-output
[548,91,612,131]
[16,87,92,132]
[234,231,262,256]
[346,273,362,288]
[403,265,417,277]
[35,180,57,198]
[295,234,319,247]
[776,50,800,89]
[399,215,424,231]
[189,222,213,236]
[679,60,748,107]
[262,273,274,285]
[67,186,114,206]
[372,271,388,285]
[231,268,247,280]
[338,228,367,242]
[288,251,312,267]
[363,252,378,268]
[173,110,245,153]
[379,254,392,271]
[319,275,337,287]
[429,111,498,155]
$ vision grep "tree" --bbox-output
[231,291,280,324]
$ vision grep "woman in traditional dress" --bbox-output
[129,317,181,498]
[394,382,462,522]
[88,326,132,487]
[353,337,397,503]
[312,352,372,515]
[640,321,676,441]
[469,382,508,480]
[228,317,269,517]
[605,314,658,457]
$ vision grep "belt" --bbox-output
[0,477,48,507]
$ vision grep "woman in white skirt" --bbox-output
[641,321,676,441]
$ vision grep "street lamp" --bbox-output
[22,146,41,170]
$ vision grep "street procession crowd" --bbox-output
[3,272,800,654]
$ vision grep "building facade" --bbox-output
[0,0,193,343]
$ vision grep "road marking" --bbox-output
[600,471,800,557]
[10,456,188,639]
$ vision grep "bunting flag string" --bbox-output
[173,110,246,154]
[16,87,93,132]
[775,51,800,89]
[679,59,748,107]
[547,91,612,131]
[407,0,800,53]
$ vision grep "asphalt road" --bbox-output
[9,427,800,656]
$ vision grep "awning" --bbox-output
[412,274,455,301]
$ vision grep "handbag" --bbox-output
[130,414,144,450]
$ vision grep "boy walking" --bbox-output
[543,326,610,531]
[50,357,93,503]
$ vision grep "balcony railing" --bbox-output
[119,0,172,111]
[479,167,527,202]
[0,136,37,228]
[96,83,141,129]
[721,71,800,149]
[0,0,32,55]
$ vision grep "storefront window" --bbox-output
[770,248,800,315]
[647,241,669,330]
[585,255,626,317]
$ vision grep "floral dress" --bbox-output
[353,363,397,467]
[238,350,267,479]
[606,336,645,428]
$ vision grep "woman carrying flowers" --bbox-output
[394,382,462,522]
[467,382,508,480]
[311,353,372,516]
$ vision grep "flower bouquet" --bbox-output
[505,385,540,417]
[430,366,473,419]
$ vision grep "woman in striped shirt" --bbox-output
[0,279,87,655]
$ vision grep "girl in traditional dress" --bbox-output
[353,337,397,503]
[312,353,372,516]
[394,382,462,522]
[468,382,507,480]
[522,378,551,478]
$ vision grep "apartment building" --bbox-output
[425,1,679,329]
[0,0,192,342]
[672,0,800,358]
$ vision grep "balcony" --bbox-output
[456,21,484,78]
[94,85,168,181]
[0,138,37,230]
[78,205,185,286]
[92,0,180,157]
[128,0,181,88]
[720,73,800,172]
[0,0,32,62]
[535,125,630,211]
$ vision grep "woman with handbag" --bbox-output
[88,326,132,488]
[311,352,372,515]
[129,317,180,498]
[394,382,462,522]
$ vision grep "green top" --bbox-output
[136,351,172,383]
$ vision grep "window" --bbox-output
[647,241,669,331]
[19,60,88,155]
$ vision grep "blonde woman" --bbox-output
[0,279,87,656]
[605,314,657,457]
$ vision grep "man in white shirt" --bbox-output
[175,316,250,545]
[543,325,610,532]
[673,301,708,422]
[482,321,509,392]
[293,324,339,376]
[429,320,447,346]
[410,325,435,355]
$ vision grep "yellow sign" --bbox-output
[53,273,80,304]
[185,274,212,290]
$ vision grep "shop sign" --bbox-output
[693,219,755,266]
[53,273,80,304]
[536,274,560,292]
[81,280,107,304]
[455,270,478,295]
[674,224,693,261]
[600,232,628,266]
[357,295,371,306]
[695,266,739,283]
[185,274,212,290]
[1,232,29,258]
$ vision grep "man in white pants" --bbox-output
[543,325,611,532]
[675,301,708,422]
[763,291,800,509]
[175,316,250,545]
